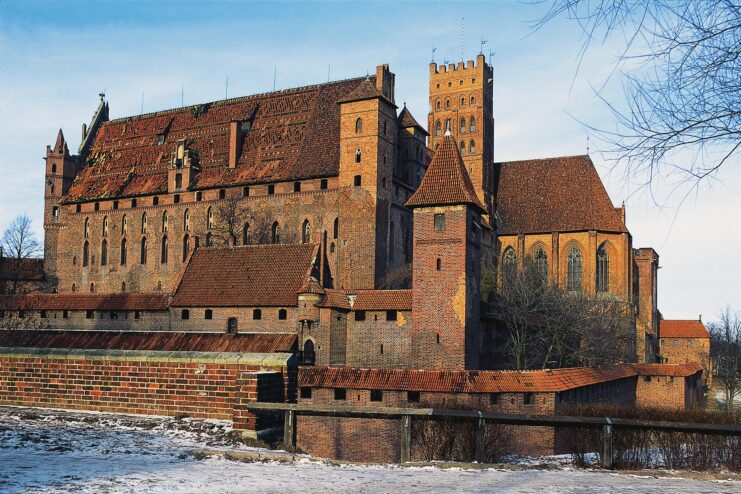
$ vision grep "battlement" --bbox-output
[429,54,490,76]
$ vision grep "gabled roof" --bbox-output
[405,132,486,211]
[493,155,628,235]
[337,77,396,107]
[63,77,371,202]
[297,276,325,295]
[660,320,711,339]
[0,330,297,354]
[398,104,428,135]
[299,365,638,393]
[318,289,412,310]
[631,362,703,377]
[171,243,318,307]
[0,293,168,311]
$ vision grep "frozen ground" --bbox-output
[1,406,738,494]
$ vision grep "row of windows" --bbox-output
[354,118,392,136]
[180,308,288,321]
[0,310,142,320]
[297,388,536,406]
[353,310,398,322]
[434,94,477,111]
[434,117,476,136]
[502,243,612,292]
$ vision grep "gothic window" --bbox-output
[161,236,168,263]
[82,241,89,267]
[271,222,280,243]
[121,281,126,293]
[51,164,57,174]
[355,118,362,133]
[120,238,127,265]
[567,245,583,291]
[597,244,610,292]
[182,234,190,261]
[162,212,168,233]
[207,207,213,230]
[184,209,190,231]
[206,232,213,247]
[90,283,95,293]
[102,216,108,237]
[141,213,147,234]
[533,246,548,280]
[445,98,450,109]
[242,223,250,245]
[444,118,451,132]
[50,182,55,194]
[84,218,89,238]
[435,120,441,136]
[175,173,182,190]
[301,220,311,243]
[122,215,127,236]
[460,141,466,155]
[333,218,339,239]
[469,140,476,154]
[470,95,475,105]
[355,148,362,163]
[101,239,108,266]
[469,116,476,132]
[460,118,466,134]
[435,99,441,110]
[460,96,466,106]
[502,247,517,287]
[140,237,147,264]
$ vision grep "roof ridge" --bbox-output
[495,154,590,165]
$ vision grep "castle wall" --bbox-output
[345,309,412,368]
[659,336,712,387]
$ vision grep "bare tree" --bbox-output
[709,307,741,411]
[208,197,248,247]
[532,1,740,192]
[1,215,42,295]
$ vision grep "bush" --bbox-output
[411,416,512,463]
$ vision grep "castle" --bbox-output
[0,55,711,462]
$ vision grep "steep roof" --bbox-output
[398,105,428,135]
[493,155,628,235]
[318,289,412,310]
[337,77,395,107]
[0,330,296,353]
[299,365,638,393]
[405,132,486,211]
[660,320,711,339]
[0,293,168,311]
[63,77,371,202]
[171,243,318,307]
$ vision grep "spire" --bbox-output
[398,105,428,135]
[405,132,485,212]
[53,129,69,155]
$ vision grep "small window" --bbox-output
[370,390,383,402]
[253,309,262,320]
[354,175,361,186]
[181,309,190,320]
[113,200,119,210]
[205,309,213,320]
[333,218,339,239]
[94,202,100,211]
[489,393,500,405]
[523,393,535,406]
[294,182,301,192]
[86,310,94,319]
[644,376,652,382]
[110,311,118,320]
[152,197,159,206]
[386,310,397,321]
[408,391,420,403]
[227,317,238,333]
[243,186,250,197]
[195,191,202,202]
[219,189,226,199]
[278,309,287,320]
[174,194,180,204]
[436,258,441,270]
[434,213,445,231]
[354,310,366,321]
[469,140,475,154]
[131,199,137,208]
[300,387,312,399]
[40,310,47,319]
[320,179,328,190]
[460,141,466,155]
[268,184,275,195]
[62,310,68,319]
[134,311,141,320]
[445,98,450,109]
[436,333,440,344]
[76,204,82,213]
[355,118,362,134]
[334,388,346,401]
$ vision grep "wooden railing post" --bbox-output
[601,418,613,469]
[284,409,296,447]
[400,414,411,463]
[474,416,487,463]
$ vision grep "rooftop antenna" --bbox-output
[181,84,184,107]
[586,134,590,154]
[431,47,437,63]
[461,17,465,62]
[327,64,331,82]
[273,66,277,91]
[225,76,229,99]
[480,38,487,55]
[140,92,144,115]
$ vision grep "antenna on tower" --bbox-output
[327,64,331,82]
[225,76,229,99]
[181,84,184,107]
[273,66,277,91]
[140,92,144,115]
[586,135,590,154]
[480,38,487,55]
[431,47,437,63]
[461,17,465,62]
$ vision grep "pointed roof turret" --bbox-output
[398,103,428,135]
[297,276,325,296]
[338,77,396,107]
[405,131,485,212]
[53,129,69,155]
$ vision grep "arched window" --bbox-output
[184,209,190,231]
[242,223,250,245]
[460,96,466,106]
[50,182,55,194]
[206,232,213,247]
[330,242,335,254]
[333,218,339,239]
[120,238,127,265]
[302,339,315,365]
[182,234,190,262]
[469,140,476,154]
[162,211,168,233]
[73,256,77,266]
[460,118,466,134]
[122,215,128,236]
[71,283,76,293]
[175,173,182,189]
[435,120,441,136]
[90,283,95,293]
[271,222,280,243]
[121,281,126,293]
[470,95,475,105]
[102,216,108,237]
[502,248,517,287]
[355,148,362,163]
[84,218,89,238]
[597,244,610,292]
[140,237,147,264]
[82,241,89,267]
[444,118,451,132]
[100,239,108,266]
[533,246,548,280]
[355,117,362,134]
[469,116,476,132]
[207,207,213,230]
[278,308,287,320]
[445,98,450,109]
[227,317,238,334]
[160,236,168,263]
[51,164,57,174]
[141,213,147,234]
[460,141,466,155]
[567,245,583,291]
[435,99,441,110]
[301,219,311,243]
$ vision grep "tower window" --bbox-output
[175,173,182,189]
[76,204,82,213]
[355,149,362,163]
[271,222,280,243]
[355,117,363,134]
[113,201,119,210]
[386,310,397,321]
[469,140,476,154]
[52,206,59,219]
[460,141,466,155]
[434,213,445,231]
[320,179,328,190]
[51,164,57,174]
[461,96,466,106]
[460,118,466,134]
[100,239,108,266]
[469,116,476,132]
[444,119,450,132]
[354,175,362,186]
[333,218,339,239]
[174,194,180,204]
[470,95,475,105]
[435,99,441,110]
[436,258,441,270]
[435,120,441,136]
[301,219,311,243]
[445,98,450,109]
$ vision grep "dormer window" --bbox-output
[157,134,165,146]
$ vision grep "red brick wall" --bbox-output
[635,374,688,409]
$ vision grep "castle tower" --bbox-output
[397,104,429,188]
[428,54,494,219]
[635,248,660,363]
[43,129,79,288]
[336,66,398,289]
[406,131,486,370]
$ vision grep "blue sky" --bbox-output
[0,0,739,321]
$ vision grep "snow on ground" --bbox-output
[1,406,738,494]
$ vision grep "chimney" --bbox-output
[228,121,242,169]
[375,64,395,103]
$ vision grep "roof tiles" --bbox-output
[660,320,711,339]
[317,289,412,310]
[0,293,169,311]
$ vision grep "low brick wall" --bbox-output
[0,347,291,434]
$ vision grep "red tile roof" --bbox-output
[171,243,318,307]
[493,156,628,234]
[0,258,45,282]
[317,289,412,310]
[398,105,428,135]
[299,365,638,393]
[337,78,395,106]
[631,362,703,377]
[0,293,169,311]
[660,320,711,339]
[0,330,296,353]
[405,132,486,212]
[297,276,325,295]
[63,77,371,202]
